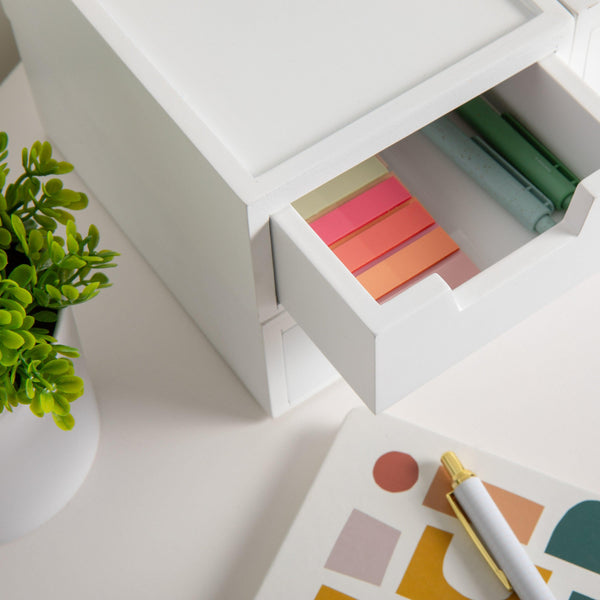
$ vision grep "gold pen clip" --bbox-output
[441,452,512,592]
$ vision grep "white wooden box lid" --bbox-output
[73,0,571,203]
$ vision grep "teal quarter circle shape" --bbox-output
[546,500,600,574]
[569,593,597,600]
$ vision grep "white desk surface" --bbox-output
[0,65,599,599]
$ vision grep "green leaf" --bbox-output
[53,412,75,430]
[54,161,73,175]
[61,285,79,302]
[59,255,86,270]
[20,330,36,349]
[25,377,34,399]
[69,192,88,211]
[0,132,7,152]
[34,310,58,323]
[28,229,44,257]
[0,250,7,271]
[56,189,81,206]
[80,281,100,300]
[41,206,61,219]
[41,358,71,376]
[45,284,62,302]
[53,344,80,358]
[32,288,50,307]
[57,374,84,395]
[91,273,109,285]
[27,343,52,361]
[8,264,33,287]
[30,394,44,417]
[0,310,11,325]
[33,213,57,231]
[97,250,119,259]
[40,141,52,164]
[53,394,70,416]
[0,346,19,366]
[0,228,11,246]
[52,209,74,225]
[0,329,24,349]
[41,158,58,174]
[44,178,63,195]
[0,297,26,312]
[40,389,54,413]
[10,213,28,253]
[88,224,99,251]
[7,286,32,305]
[7,310,23,329]
[24,176,40,197]
[67,233,79,254]
[50,241,65,264]
[31,141,41,159]
[66,220,77,238]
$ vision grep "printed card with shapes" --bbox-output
[255,409,600,600]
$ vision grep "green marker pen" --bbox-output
[456,97,576,210]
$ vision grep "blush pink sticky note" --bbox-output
[310,176,411,245]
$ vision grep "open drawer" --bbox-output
[270,56,600,413]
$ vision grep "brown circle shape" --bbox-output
[373,451,419,492]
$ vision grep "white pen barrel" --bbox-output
[454,477,555,600]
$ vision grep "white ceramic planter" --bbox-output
[0,307,100,544]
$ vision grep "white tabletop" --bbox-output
[0,65,599,599]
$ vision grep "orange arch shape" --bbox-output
[397,526,552,600]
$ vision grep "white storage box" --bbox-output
[4,0,600,414]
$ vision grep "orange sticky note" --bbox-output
[379,250,479,302]
[356,227,458,300]
[332,199,435,272]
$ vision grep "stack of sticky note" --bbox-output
[292,158,478,302]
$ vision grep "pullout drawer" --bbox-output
[271,56,600,412]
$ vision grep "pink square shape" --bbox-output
[325,509,400,585]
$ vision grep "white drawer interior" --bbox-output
[271,56,600,412]
[381,59,600,277]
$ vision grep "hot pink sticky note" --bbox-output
[310,176,411,245]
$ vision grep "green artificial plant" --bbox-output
[0,131,118,429]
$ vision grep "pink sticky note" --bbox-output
[310,176,411,245]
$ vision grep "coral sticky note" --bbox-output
[356,227,458,300]
[310,176,411,245]
[332,199,435,272]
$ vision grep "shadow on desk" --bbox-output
[212,416,339,600]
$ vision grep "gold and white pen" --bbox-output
[441,452,556,600]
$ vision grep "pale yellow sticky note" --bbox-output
[292,157,389,221]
